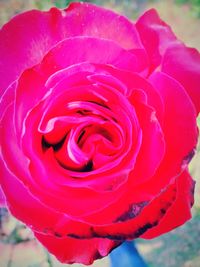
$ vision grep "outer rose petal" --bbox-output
[81,175,178,240]
[162,44,200,114]
[0,2,142,95]
[142,71,198,192]
[136,7,200,114]
[35,233,120,265]
[136,8,179,71]
[0,81,16,122]
[65,2,142,49]
[142,170,195,238]
[0,186,6,207]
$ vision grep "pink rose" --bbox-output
[0,2,199,265]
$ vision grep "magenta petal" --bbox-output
[136,9,179,71]
[142,170,195,238]
[35,233,120,265]
[0,104,31,188]
[162,44,200,114]
[97,65,164,122]
[87,175,177,238]
[0,186,6,207]
[0,81,16,122]
[0,9,59,94]
[146,71,198,191]
[39,37,141,76]
[128,100,165,186]
[66,2,142,50]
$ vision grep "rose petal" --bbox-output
[162,44,200,114]
[35,233,120,265]
[0,2,143,94]
[66,2,142,49]
[84,174,177,239]
[0,186,6,207]
[128,98,165,186]
[0,81,16,122]
[97,65,164,123]
[145,72,198,192]
[142,169,195,238]
[136,8,179,71]
[0,104,31,189]
[39,36,143,77]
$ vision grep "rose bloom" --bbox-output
[0,1,200,265]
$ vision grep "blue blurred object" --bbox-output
[110,241,148,267]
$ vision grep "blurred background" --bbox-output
[0,0,200,267]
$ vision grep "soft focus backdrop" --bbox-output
[0,0,200,267]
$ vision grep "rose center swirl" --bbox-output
[38,84,140,176]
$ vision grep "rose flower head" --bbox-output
[0,1,200,265]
